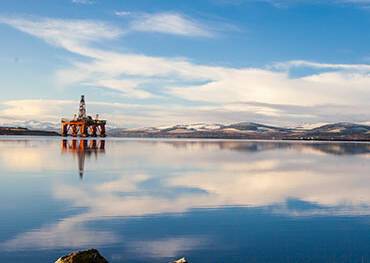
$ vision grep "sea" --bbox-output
[0,137,369,263]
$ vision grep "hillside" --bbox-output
[0,127,59,136]
[108,122,370,141]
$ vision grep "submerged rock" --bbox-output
[172,257,188,263]
[55,249,108,263]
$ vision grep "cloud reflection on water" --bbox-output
[0,139,369,254]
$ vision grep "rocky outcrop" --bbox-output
[55,249,108,263]
[55,249,187,263]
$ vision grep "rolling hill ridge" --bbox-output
[108,122,370,141]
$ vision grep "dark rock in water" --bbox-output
[55,249,108,263]
[172,257,188,263]
[55,249,187,263]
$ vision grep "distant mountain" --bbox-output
[309,122,370,134]
[1,120,59,131]
[108,122,370,141]
[227,122,291,133]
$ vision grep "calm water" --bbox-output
[0,137,370,263]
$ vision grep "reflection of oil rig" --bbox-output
[61,139,105,179]
[61,95,106,137]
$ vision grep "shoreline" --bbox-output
[0,134,370,143]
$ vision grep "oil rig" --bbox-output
[61,95,106,137]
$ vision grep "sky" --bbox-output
[0,0,370,128]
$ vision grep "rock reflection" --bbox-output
[61,139,105,179]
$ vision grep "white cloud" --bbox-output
[169,68,370,107]
[91,79,154,99]
[114,11,131,17]
[72,0,95,4]
[0,99,75,122]
[128,12,213,37]
[0,16,121,56]
[273,60,370,71]
[0,16,369,126]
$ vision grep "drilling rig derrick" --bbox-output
[61,95,106,137]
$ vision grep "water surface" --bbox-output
[0,137,369,262]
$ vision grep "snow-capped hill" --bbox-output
[227,122,290,132]
[158,123,223,132]
[185,123,223,130]
[107,121,370,141]
[156,122,289,133]
[295,122,329,130]
[2,120,59,131]
[310,122,370,134]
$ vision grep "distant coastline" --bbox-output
[1,122,369,142]
[107,132,370,142]
[0,127,59,136]
[108,122,370,142]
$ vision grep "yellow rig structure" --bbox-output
[61,95,106,137]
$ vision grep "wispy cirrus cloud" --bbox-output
[127,12,213,37]
[272,60,370,71]
[71,0,95,4]
[115,11,221,37]
[0,16,121,56]
[114,11,131,17]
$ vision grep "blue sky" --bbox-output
[0,0,369,127]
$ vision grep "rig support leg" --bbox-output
[71,125,78,137]
[90,125,97,137]
[61,123,68,137]
[100,124,106,137]
[81,125,88,137]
